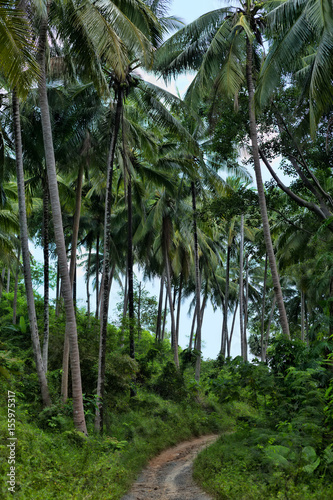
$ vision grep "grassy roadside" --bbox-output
[0,389,238,499]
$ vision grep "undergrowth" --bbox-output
[193,339,333,499]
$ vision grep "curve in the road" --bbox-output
[121,434,218,500]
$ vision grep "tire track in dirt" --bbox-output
[121,434,218,500]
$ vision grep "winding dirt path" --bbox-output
[121,434,218,500]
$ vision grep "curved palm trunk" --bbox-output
[95,88,123,433]
[38,14,86,433]
[246,39,290,339]
[13,91,51,407]
[42,176,50,372]
[191,182,201,381]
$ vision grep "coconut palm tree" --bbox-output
[259,0,333,134]
[0,0,39,94]
[155,0,290,338]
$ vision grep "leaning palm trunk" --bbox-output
[95,88,123,433]
[13,91,51,407]
[38,14,86,433]
[192,182,201,381]
[246,39,290,339]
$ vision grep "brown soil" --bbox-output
[121,434,218,500]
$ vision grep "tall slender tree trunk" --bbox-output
[6,268,10,293]
[137,282,142,340]
[221,245,231,357]
[127,174,135,360]
[176,273,183,344]
[38,13,86,433]
[244,254,249,336]
[301,290,305,342]
[164,244,179,368]
[191,182,201,381]
[161,287,167,341]
[227,301,238,358]
[0,268,5,297]
[95,232,100,318]
[95,88,123,433]
[239,215,246,360]
[13,91,51,407]
[156,272,165,341]
[261,254,268,362]
[107,263,116,303]
[42,177,50,372]
[86,243,91,320]
[121,268,129,336]
[246,38,290,339]
[264,296,276,360]
[329,277,333,338]
[189,304,196,350]
[61,162,84,400]
[13,247,21,325]
[56,258,60,317]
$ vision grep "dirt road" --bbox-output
[121,434,217,500]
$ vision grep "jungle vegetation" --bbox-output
[1,0,333,498]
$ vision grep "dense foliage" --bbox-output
[1,0,333,497]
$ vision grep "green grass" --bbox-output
[0,390,226,499]
[193,422,333,500]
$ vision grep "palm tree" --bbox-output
[12,92,51,407]
[155,1,290,338]
[0,0,39,94]
[259,0,333,134]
